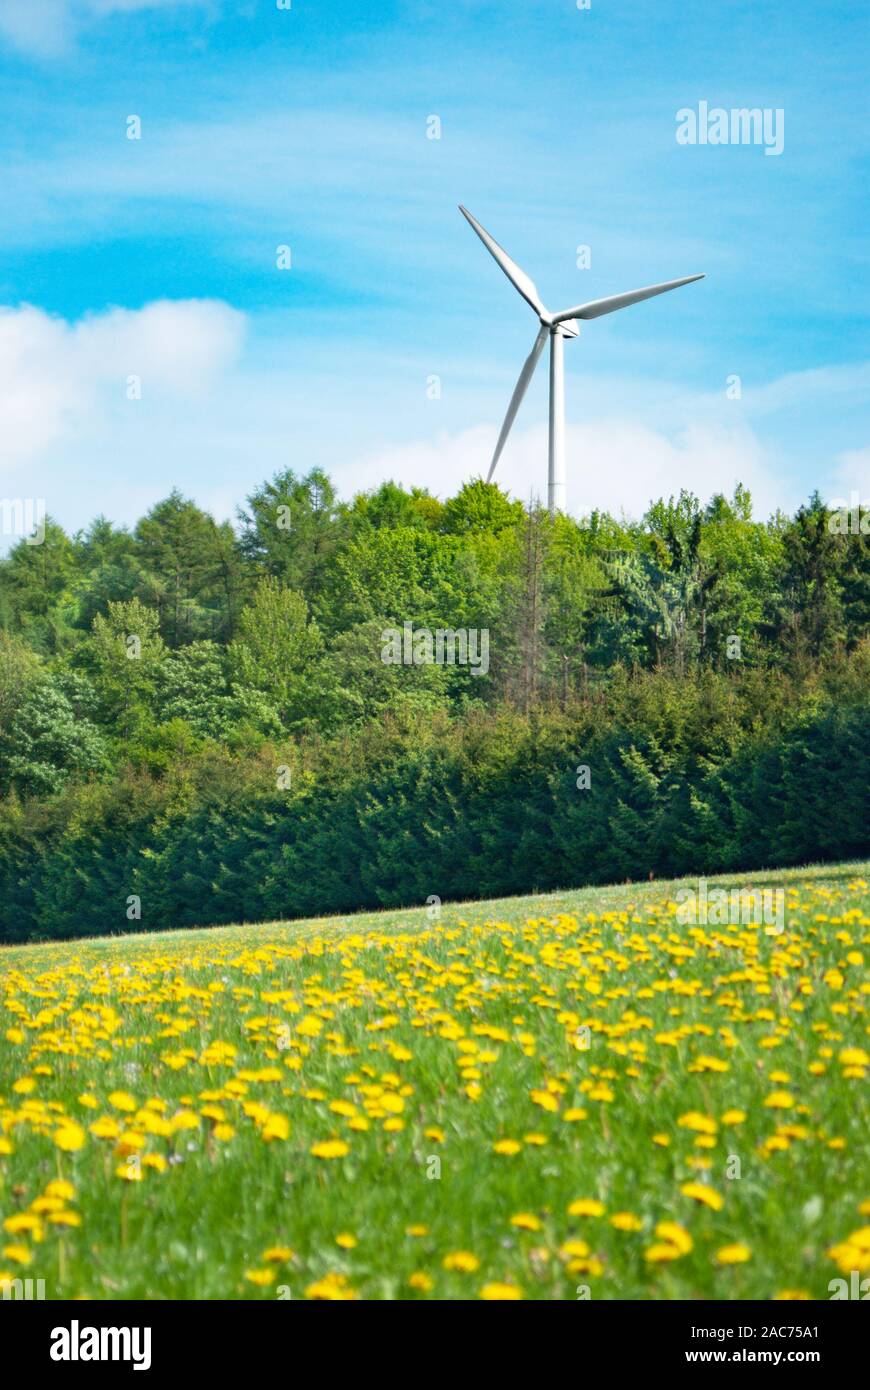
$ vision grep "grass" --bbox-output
[1,860,868,1300]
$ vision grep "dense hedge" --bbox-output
[1,667,867,943]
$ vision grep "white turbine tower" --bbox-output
[459,205,705,517]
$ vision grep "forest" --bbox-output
[0,469,867,941]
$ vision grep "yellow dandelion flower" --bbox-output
[2,1244,32,1265]
[588,1084,614,1102]
[567,1198,605,1218]
[305,1272,358,1301]
[54,1123,86,1153]
[645,1242,682,1263]
[89,1117,120,1140]
[30,1197,63,1216]
[329,1100,357,1118]
[610,1212,643,1231]
[655,1221,693,1255]
[677,1112,718,1135]
[170,1110,200,1132]
[566,1257,603,1276]
[529,1089,559,1112]
[510,1213,541,1231]
[443,1251,480,1272]
[112,1160,143,1181]
[681,1181,724,1211]
[47,1210,82,1228]
[715,1243,751,1265]
[115,1131,146,1155]
[559,1239,590,1259]
[261,1114,290,1142]
[764,1091,794,1109]
[694,1055,729,1072]
[296,1015,323,1037]
[3,1214,43,1238]
[310,1139,349,1159]
[108,1091,137,1113]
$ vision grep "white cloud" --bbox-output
[829,446,870,506]
[0,0,73,58]
[0,300,245,467]
[0,297,862,535]
[343,416,788,522]
[0,0,209,58]
[728,363,870,418]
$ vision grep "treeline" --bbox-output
[1,471,868,941]
[1,661,867,942]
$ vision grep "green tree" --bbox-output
[840,529,870,649]
[771,492,845,665]
[441,480,524,535]
[78,598,167,739]
[238,467,346,606]
[155,640,232,737]
[72,517,143,632]
[134,491,239,645]
[228,577,323,729]
[312,617,451,732]
[349,481,444,532]
[699,489,782,667]
[0,630,42,730]
[0,520,78,654]
[0,679,108,797]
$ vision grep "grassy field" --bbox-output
[1,862,869,1300]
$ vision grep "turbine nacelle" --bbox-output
[537,312,579,337]
[459,204,704,515]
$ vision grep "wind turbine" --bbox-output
[459,205,704,517]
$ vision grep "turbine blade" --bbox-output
[552,273,704,323]
[487,325,549,482]
[459,205,548,317]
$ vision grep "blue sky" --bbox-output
[0,0,867,539]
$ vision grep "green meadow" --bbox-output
[1,862,868,1300]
